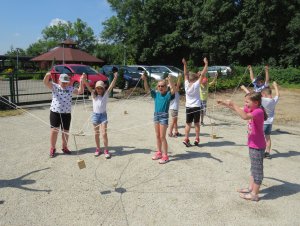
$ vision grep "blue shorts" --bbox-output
[264,124,272,135]
[92,112,108,125]
[154,112,168,125]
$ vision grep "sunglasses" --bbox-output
[158,85,166,88]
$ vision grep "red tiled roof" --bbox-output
[31,47,104,63]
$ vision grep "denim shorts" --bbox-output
[92,112,108,125]
[264,124,272,135]
[154,112,168,125]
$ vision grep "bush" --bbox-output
[115,69,125,89]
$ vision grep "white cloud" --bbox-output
[49,18,68,26]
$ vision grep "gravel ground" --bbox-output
[0,94,299,226]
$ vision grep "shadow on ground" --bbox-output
[0,168,51,192]
[261,177,300,200]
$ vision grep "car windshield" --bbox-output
[71,66,98,74]
[123,66,138,73]
[150,67,165,73]
[167,66,182,73]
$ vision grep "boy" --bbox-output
[182,57,208,147]
[261,81,279,158]
[249,65,269,92]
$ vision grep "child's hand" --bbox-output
[182,58,187,65]
[272,81,277,87]
[247,65,252,70]
[203,57,208,65]
[113,71,118,78]
[240,85,246,90]
[141,73,147,81]
[81,73,87,81]
[265,65,269,70]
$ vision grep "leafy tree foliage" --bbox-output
[101,0,300,67]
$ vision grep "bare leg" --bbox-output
[61,129,69,149]
[94,124,100,149]
[265,135,271,153]
[200,111,204,123]
[159,124,168,156]
[173,117,179,134]
[184,123,192,140]
[169,117,175,136]
[50,127,59,149]
[195,122,200,140]
[154,123,162,151]
[101,123,108,150]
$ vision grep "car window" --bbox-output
[55,66,64,73]
[167,66,181,73]
[71,66,98,74]
[62,67,72,74]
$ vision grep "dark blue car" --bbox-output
[100,65,142,89]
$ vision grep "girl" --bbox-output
[217,92,267,201]
[168,73,182,137]
[141,73,175,164]
[82,70,118,159]
[43,72,84,158]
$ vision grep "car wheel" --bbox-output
[124,80,129,90]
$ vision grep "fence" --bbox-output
[0,72,87,109]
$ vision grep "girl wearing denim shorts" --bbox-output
[82,71,118,159]
[141,74,175,164]
[218,92,267,201]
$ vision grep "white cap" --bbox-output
[59,74,70,83]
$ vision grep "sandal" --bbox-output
[237,188,252,193]
[239,192,259,202]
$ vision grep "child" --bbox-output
[217,92,267,201]
[43,72,84,158]
[200,72,218,126]
[182,57,208,147]
[141,73,175,164]
[248,65,269,92]
[168,73,182,137]
[82,69,118,159]
[261,81,279,158]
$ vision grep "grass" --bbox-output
[0,109,23,117]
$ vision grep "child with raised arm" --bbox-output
[261,81,280,158]
[217,92,268,201]
[168,73,182,137]
[182,57,208,147]
[43,72,84,158]
[82,68,118,159]
[141,73,175,164]
[248,65,269,92]
[200,72,218,126]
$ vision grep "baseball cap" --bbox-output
[59,74,70,83]
[95,80,105,89]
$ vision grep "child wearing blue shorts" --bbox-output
[82,70,118,159]
[141,73,175,164]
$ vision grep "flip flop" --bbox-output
[239,192,259,202]
[237,188,252,193]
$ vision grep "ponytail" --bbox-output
[260,105,268,121]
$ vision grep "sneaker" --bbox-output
[183,139,192,147]
[264,152,271,159]
[62,147,71,154]
[94,148,102,157]
[104,150,111,159]
[152,151,162,160]
[194,138,200,146]
[50,148,56,158]
[159,155,169,164]
[174,132,182,137]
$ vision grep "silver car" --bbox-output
[207,66,232,76]
[128,65,164,80]
[151,65,183,77]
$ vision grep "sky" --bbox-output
[0,0,115,54]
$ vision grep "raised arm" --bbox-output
[248,65,254,81]
[199,57,208,80]
[174,73,182,92]
[43,72,53,90]
[81,73,94,93]
[168,75,175,95]
[182,58,188,81]
[217,99,253,120]
[141,72,150,93]
[265,65,270,84]
[73,74,84,95]
[240,85,250,94]
[209,73,218,86]
[107,71,118,94]
[273,81,279,97]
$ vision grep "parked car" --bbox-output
[128,65,164,81]
[100,65,142,89]
[50,64,108,89]
[207,66,232,76]
[151,65,183,77]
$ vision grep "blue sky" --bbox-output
[0,0,114,54]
